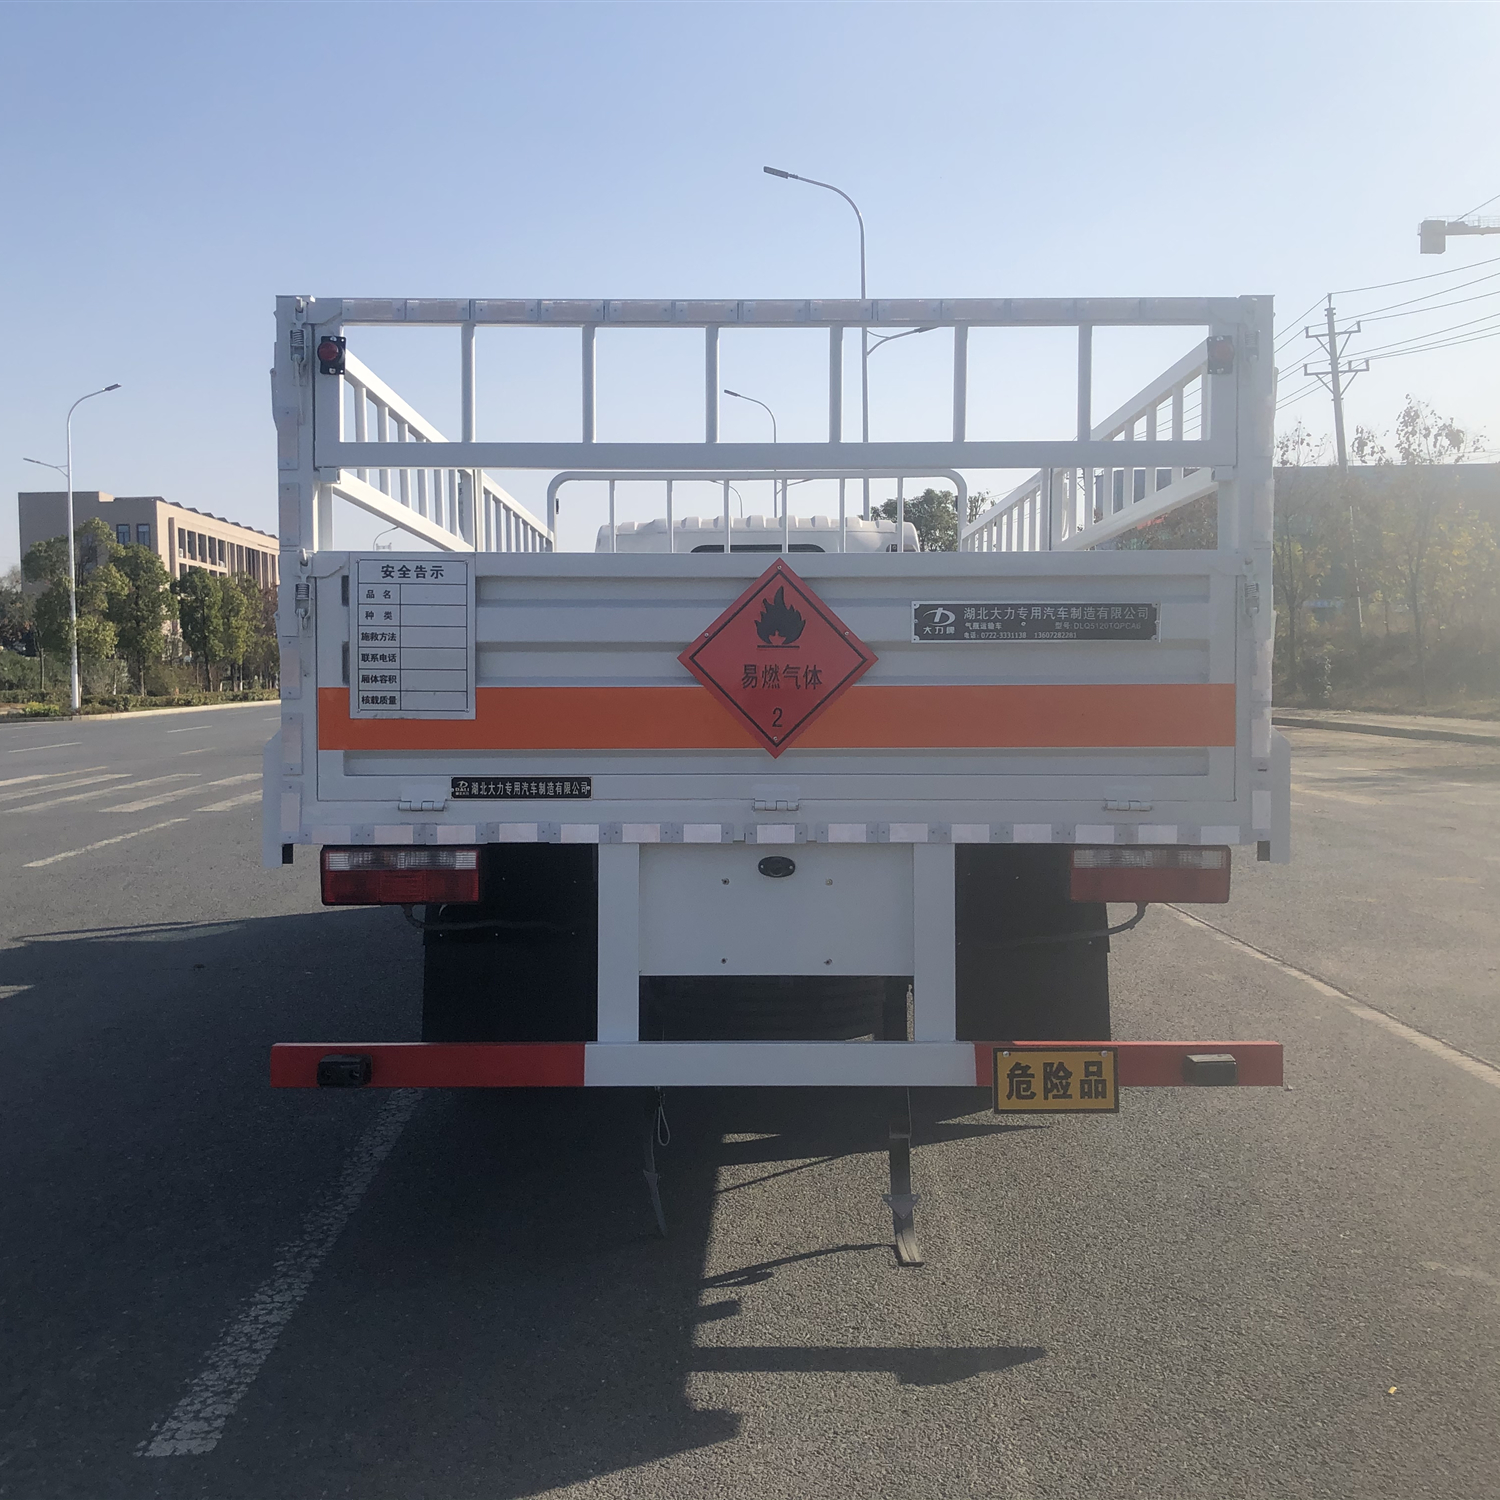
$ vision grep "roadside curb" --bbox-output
[0,699,278,726]
[1273,713,1500,748]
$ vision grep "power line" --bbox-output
[1457,188,1500,219]
[1331,249,1500,298]
[1350,265,1500,320]
[1357,284,1500,325]
[1363,325,1500,363]
[1350,309,1500,360]
[1274,380,1324,412]
[1274,294,1331,354]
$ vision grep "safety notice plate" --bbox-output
[992,1047,1119,1114]
[351,555,476,720]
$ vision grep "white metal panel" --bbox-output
[912,843,956,1041]
[637,844,913,976]
[583,1041,977,1088]
[597,843,640,1041]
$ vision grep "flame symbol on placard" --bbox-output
[755,586,806,646]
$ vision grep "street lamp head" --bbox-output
[104,383,121,392]
[723,387,743,398]
[763,166,792,179]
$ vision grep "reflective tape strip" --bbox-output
[317,683,1237,752]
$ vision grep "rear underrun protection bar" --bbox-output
[269,1040,1284,1090]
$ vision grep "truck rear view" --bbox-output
[265,293,1288,1262]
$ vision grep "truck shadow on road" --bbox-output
[0,909,1046,1499]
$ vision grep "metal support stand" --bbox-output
[642,1088,669,1238]
[882,1089,923,1267]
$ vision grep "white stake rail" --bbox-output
[274,295,1272,561]
[962,342,1221,552]
[274,294,1271,566]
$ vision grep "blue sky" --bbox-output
[3,1,1498,564]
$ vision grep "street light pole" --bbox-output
[764,167,870,516]
[723,388,782,517]
[25,384,121,712]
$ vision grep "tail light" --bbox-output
[1070,846,1230,904]
[321,846,481,906]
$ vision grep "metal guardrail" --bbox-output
[961,343,1216,552]
[273,295,1270,560]
[327,351,552,554]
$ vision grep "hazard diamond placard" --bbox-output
[678,559,877,757]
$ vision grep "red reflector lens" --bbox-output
[316,339,341,362]
[1069,845,1231,904]
[320,846,481,906]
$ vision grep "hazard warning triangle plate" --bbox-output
[678,559,877,757]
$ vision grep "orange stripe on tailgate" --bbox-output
[318,683,1235,751]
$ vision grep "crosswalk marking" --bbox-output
[198,791,262,813]
[14,774,196,815]
[0,766,108,792]
[104,773,260,814]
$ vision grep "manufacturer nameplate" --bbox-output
[450,777,593,800]
[912,602,1159,643]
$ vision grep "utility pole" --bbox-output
[1303,300,1368,637]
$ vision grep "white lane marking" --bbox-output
[1422,1260,1500,1308]
[1169,907,1500,1089]
[165,725,211,734]
[5,741,82,753]
[197,791,261,812]
[179,747,215,756]
[13,774,195,814]
[1421,1261,1500,1306]
[138,1090,421,1458]
[0,767,111,796]
[1289,782,1387,806]
[24,817,191,868]
[103,773,259,813]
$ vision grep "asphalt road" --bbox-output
[1,709,1496,1499]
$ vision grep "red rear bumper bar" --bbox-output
[270,1040,1283,1089]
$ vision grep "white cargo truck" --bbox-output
[265,294,1288,1263]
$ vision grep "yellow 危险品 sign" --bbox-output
[992,1047,1119,1114]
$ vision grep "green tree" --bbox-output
[217,574,256,690]
[0,566,33,652]
[1355,398,1482,702]
[173,570,227,688]
[107,544,177,692]
[22,518,123,664]
[871,488,961,551]
[235,576,279,687]
[1272,422,1337,696]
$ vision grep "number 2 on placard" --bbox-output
[772,707,783,727]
